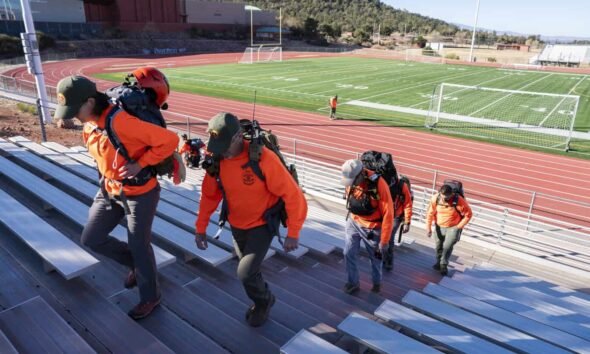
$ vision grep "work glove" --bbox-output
[195,232,208,250]
[283,237,299,253]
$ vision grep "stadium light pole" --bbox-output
[19,0,51,127]
[245,5,262,47]
[468,0,481,63]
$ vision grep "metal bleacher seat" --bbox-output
[0,139,232,267]
[337,312,440,354]
[423,282,590,353]
[280,329,346,354]
[0,153,176,269]
[454,271,590,321]
[0,329,18,354]
[439,277,590,341]
[374,299,513,354]
[0,296,95,353]
[402,290,570,354]
[0,188,99,280]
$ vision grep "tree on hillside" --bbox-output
[303,17,319,40]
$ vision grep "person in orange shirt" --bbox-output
[425,184,473,276]
[383,180,413,271]
[195,112,307,327]
[341,159,394,294]
[329,95,338,120]
[54,75,179,319]
[178,134,205,168]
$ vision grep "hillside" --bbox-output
[234,0,458,37]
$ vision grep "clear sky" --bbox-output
[384,0,589,38]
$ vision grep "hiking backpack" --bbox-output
[438,179,465,215]
[357,150,413,208]
[188,138,204,154]
[104,83,177,179]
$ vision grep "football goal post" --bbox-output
[239,46,283,64]
[425,83,580,151]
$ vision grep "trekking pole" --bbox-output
[397,222,404,244]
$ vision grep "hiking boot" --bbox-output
[124,270,137,289]
[343,282,360,294]
[432,263,441,271]
[440,265,449,276]
[128,296,161,320]
[247,294,275,327]
[371,283,381,293]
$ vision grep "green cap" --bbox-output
[54,76,97,120]
[206,112,241,154]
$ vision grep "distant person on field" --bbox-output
[329,95,338,120]
[341,159,393,294]
[54,75,179,320]
[425,185,472,276]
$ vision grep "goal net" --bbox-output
[239,46,282,64]
[425,83,580,151]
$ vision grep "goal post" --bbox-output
[239,46,282,64]
[426,83,580,151]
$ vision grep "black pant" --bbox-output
[81,186,160,302]
[231,224,274,305]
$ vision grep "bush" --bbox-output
[445,53,460,60]
[487,57,497,63]
[0,34,22,56]
[16,102,38,115]
[36,32,56,51]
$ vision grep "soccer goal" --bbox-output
[239,46,283,64]
[425,83,580,151]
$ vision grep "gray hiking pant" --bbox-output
[81,185,160,302]
[231,224,274,306]
[434,225,462,267]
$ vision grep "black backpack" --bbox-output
[104,83,176,180]
[360,150,398,187]
[438,179,465,215]
[360,150,413,205]
[188,138,204,154]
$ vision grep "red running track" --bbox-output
[6,53,590,228]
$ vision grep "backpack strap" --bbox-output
[242,139,265,181]
[102,106,154,186]
[104,106,132,162]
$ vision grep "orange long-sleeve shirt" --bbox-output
[347,172,394,246]
[83,105,179,196]
[196,141,308,238]
[329,97,338,108]
[393,183,413,224]
[425,193,473,229]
